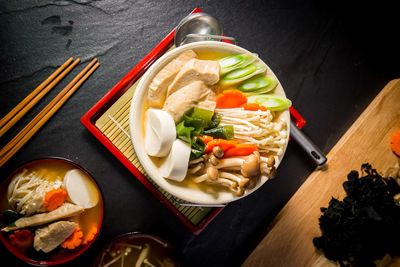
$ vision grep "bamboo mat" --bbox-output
[95,78,214,226]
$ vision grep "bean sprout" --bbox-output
[216,108,288,156]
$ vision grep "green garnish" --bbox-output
[247,94,292,111]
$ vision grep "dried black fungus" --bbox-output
[313,163,400,267]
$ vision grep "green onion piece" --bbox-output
[176,121,194,144]
[189,108,214,128]
[177,108,216,145]
[190,137,206,160]
[181,107,214,129]
[206,113,222,130]
[238,75,278,96]
[225,65,256,80]
[247,94,292,111]
[2,210,23,227]
[220,63,267,86]
[218,53,258,75]
[204,125,234,140]
[191,127,203,137]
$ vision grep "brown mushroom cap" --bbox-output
[207,166,219,181]
[241,151,260,177]
[212,146,224,158]
[209,154,220,166]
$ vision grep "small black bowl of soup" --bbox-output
[92,232,179,267]
[0,157,104,265]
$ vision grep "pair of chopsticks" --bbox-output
[0,58,100,167]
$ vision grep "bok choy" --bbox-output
[247,94,292,111]
[218,53,258,75]
[238,75,278,95]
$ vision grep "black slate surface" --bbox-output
[0,1,399,266]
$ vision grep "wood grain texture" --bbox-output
[243,79,400,267]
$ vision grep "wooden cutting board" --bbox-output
[243,79,400,267]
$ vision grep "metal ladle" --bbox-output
[174,12,327,166]
[174,12,236,47]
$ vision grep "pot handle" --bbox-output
[290,121,327,166]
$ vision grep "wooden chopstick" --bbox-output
[0,58,76,137]
[0,57,85,157]
[0,58,99,167]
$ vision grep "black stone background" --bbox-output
[0,0,399,266]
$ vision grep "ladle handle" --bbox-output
[182,34,237,45]
[290,120,327,166]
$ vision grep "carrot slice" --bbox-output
[61,226,83,249]
[241,103,268,111]
[198,135,214,144]
[205,139,237,153]
[224,144,258,157]
[9,229,34,249]
[44,188,68,211]
[390,130,400,157]
[82,225,98,245]
[216,90,247,108]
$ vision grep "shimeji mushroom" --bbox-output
[192,163,250,196]
[215,152,277,179]
[241,151,260,177]
[260,155,277,179]
[188,163,204,174]
[190,149,278,196]
[188,157,206,175]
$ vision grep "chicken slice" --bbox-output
[34,221,77,253]
[1,203,84,232]
[166,58,220,97]
[163,81,216,123]
[147,50,197,107]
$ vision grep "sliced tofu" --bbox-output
[166,58,220,97]
[34,221,77,253]
[1,203,84,232]
[147,50,197,107]
[163,81,216,123]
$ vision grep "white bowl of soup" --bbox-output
[0,158,104,265]
[130,41,290,205]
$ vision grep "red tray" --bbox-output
[80,7,305,235]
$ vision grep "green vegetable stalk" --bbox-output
[238,75,278,95]
[190,137,206,159]
[219,62,267,86]
[176,107,226,159]
[247,94,292,111]
[204,125,234,140]
[176,121,194,144]
[218,53,258,75]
